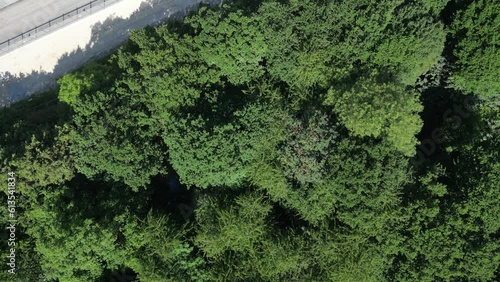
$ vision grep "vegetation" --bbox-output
[0,0,498,281]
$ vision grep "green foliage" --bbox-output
[259,0,445,88]
[371,1,446,84]
[390,97,500,281]
[393,164,500,281]
[422,0,450,15]
[24,186,115,282]
[163,100,285,188]
[58,62,115,108]
[188,7,267,85]
[115,25,220,113]
[327,139,409,244]
[258,0,336,88]
[6,125,74,194]
[326,74,423,156]
[279,110,338,185]
[122,211,208,282]
[195,191,272,258]
[195,190,310,281]
[70,118,165,190]
[62,59,168,189]
[247,110,340,224]
[308,228,389,282]
[0,0,497,281]
[450,0,500,97]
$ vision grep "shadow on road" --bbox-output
[0,0,222,108]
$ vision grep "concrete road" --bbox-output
[0,0,92,43]
[0,0,20,10]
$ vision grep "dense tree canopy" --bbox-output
[450,0,499,97]
[0,0,498,281]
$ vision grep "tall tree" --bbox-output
[326,73,423,157]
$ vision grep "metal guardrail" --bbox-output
[0,0,123,56]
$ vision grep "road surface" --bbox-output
[0,0,19,10]
[0,0,92,43]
